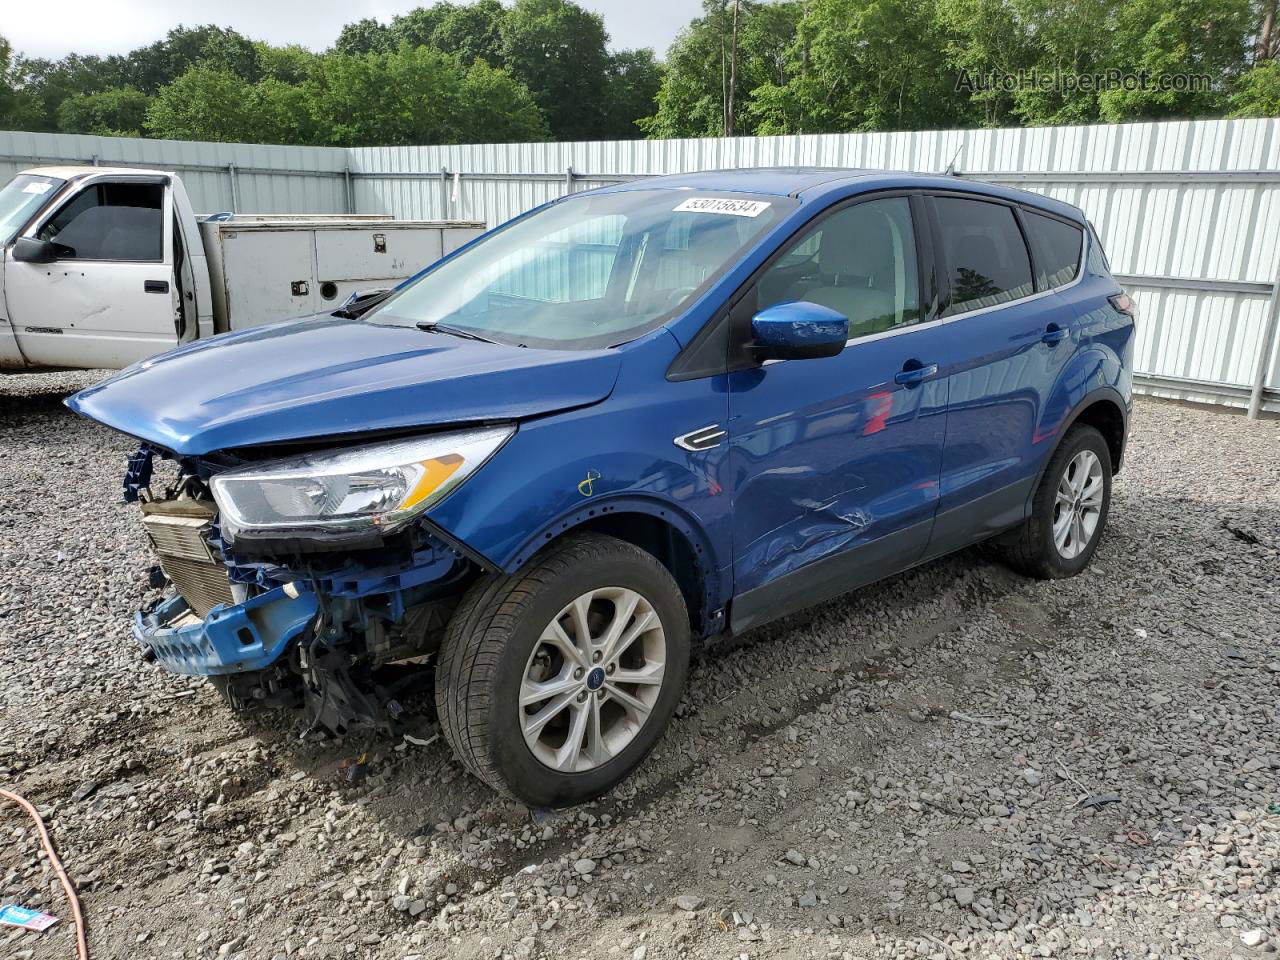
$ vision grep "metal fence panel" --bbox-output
[0,130,350,215]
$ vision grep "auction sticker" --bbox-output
[673,197,771,217]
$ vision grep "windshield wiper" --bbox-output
[332,288,395,319]
[415,320,499,344]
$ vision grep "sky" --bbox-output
[3,0,703,61]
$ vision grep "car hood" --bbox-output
[67,314,622,455]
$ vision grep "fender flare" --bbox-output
[503,493,725,633]
[1027,385,1129,505]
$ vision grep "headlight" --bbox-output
[210,425,513,543]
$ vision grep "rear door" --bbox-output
[7,177,177,369]
[725,193,950,631]
[925,193,1083,556]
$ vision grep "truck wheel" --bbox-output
[999,424,1112,579]
[436,533,690,808]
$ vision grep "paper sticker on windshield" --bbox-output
[673,197,771,218]
[21,181,53,195]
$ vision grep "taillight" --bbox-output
[1109,292,1136,317]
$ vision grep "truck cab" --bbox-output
[0,166,483,372]
[0,166,208,371]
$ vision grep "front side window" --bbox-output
[934,196,1034,316]
[37,181,164,261]
[1025,210,1084,289]
[369,189,793,350]
[0,174,65,244]
[755,196,921,339]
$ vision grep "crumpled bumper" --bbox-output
[133,585,319,677]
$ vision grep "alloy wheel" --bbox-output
[1053,449,1105,560]
[519,587,667,772]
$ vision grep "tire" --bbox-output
[435,533,690,808]
[1000,424,1112,579]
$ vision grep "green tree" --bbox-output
[602,49,663,138]
[434,0,508,66]
[389,6,454,47]
[0,36,18,127]
[501,0,612,139]
[749,0,966,134]
[144,65,258,141]
[256,43,318,84]
[458,60,550,141]
[1099,0,1253,121]
[1233,59,1280,115]
[334,18,393,55]
[56,87,152,136]
[301,44,547,146]
[125,25,262,92]
[642,1,802,138]
[936,0,1038,127]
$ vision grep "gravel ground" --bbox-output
[2,370,1278,960]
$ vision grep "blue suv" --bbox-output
[69,168,1134,807]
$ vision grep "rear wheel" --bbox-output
[1000,424,1112,579]
[435,533,690,807]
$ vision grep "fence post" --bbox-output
[226,163,240,213]
[565,165,574,196]
[1248,270,1280,418]
[344,166,354,215]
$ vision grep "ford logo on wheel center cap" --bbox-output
[585,667,606,690]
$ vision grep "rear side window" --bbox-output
[1024,210,1084,289]
[934,197,1034,316]
[38,181,164,261]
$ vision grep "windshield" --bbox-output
[367,189,794,349]
[0,174,66,244]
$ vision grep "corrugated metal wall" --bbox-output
[0,130,350,214]
[3,120,1279,412]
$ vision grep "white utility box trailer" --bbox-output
[0,165,485,371]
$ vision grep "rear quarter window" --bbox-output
[1024,210,1084,289]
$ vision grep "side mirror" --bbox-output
[11,236,58,264]
[750,301,849,362]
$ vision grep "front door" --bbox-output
[725,194,949,632]
[6,177,177,369]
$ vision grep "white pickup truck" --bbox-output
[0,166,484,371]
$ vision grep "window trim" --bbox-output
[925,190,1088,325]
[666,188,939,381]
[21,173,171,266]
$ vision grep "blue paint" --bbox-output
[70,168,1133,683]
[134,586,318,676]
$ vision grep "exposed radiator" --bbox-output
[141,499,235,617]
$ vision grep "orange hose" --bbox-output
[0,787,89,960]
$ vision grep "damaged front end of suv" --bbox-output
[120,425,512,735]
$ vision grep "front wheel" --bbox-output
[999,424,1112,579]
[435,533,690,807]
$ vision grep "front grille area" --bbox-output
[141,499,236,617]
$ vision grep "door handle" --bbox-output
[894,361,938,386]
[1042,323,1067,345]
[144,280,169,294]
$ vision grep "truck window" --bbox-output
[37,181,164,262]
[0,174,65,243]
[934,196,1034,316]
